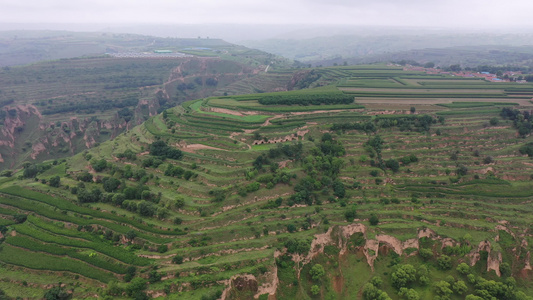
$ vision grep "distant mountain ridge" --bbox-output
[241,33,533,64]
[0,30,232,67]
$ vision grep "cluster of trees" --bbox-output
[141,157,163,168]
[289,134,346,205]
[91,159,109,172]
[177,82,196,91]
[164,164,196,180]
[22,162,52,178]
[116,149,136,160]
[267,142,304,161]
[254,170,294,190]
[122,200,166,218]
[104,277,148,299]
[331,120,377,133]
[519,142,533,157]
[42,97,138,115]
[501,107,532,137]
[284,238,311,254]
[149,140,183,160]
[117,107,134,122]
[332,115,440,133]
[258,92,353,106]
[73,166,165,218]
[205,77,218,87]
[252,142,304,173]
[400,154,419,166]
[365,135,385,168]
[103,74,161,89]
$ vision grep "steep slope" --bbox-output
[0,35,293,170]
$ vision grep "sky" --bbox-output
[1,0,533,29]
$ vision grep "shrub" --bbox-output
[150,140,182,160]
[456,262,470,275]
[309,264,325,281]
[91,159,108,172]
[456,165,468,176]
[385,159,400,172]
[437,255,452,270]
[344,206,357,222]
[14,214,28,224]
[391,264,417,289]
[157,244,168,253]
[172,255,184,264]
[77,171,93,182]
[419,248,433,260]
[49,176,61,187]
[310,285,320,295]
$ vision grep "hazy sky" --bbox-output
[2,0,533,29]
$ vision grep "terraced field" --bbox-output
[1,65,533,299]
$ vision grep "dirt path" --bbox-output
[179,143,227,153]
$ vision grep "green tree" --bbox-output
[148,270,161,283]
[499,262,511,277]
[399,287,420,300]
[0,289,7,300]
[126,230,137,241]
[456,165,468,176]
[49,176,61,187]
[14,214,27,224]
[172,255,184,264]
[456,262,470,275]
[91,159,108,172]
[385,158,400,172]
[126,277,147,297]
[453,280,468,295]
[437,255,452,270]
[44,286,71,300]
[370,276,383,288]
[124,266,136,282]
[391,264,417,289]
[309,264,325,281]
[419,248,433,260]
[102,177,121,192]
[363,283,392,300]
[310,285,320,295]
[434,280,453,297]
[369,214,379,226]
[465,295,483,300]
[344,205,357,222]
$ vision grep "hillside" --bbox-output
[0,32,294,170]
[319,45,533,69]
[0,65,533,299]
[242,34,533,68]
[0,30,240,67]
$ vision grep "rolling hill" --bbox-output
[0,65,533,299]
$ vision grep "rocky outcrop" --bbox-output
[221,274,259,300]
[364,240,380,271]
[487,252,502,277]
[0,105,41,149]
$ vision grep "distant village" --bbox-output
[404,65,530,83]
[107,50,193,59]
